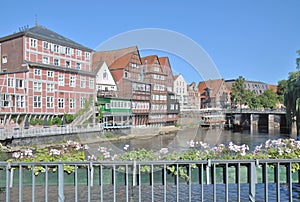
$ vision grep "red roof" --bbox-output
[198,79,224,98]
[92,46,138,67]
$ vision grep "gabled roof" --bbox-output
[0,25,92,51]
[159,57,173,75]
[93,46,138,67]
[173,75,180,80]
[198,79,225,98]
[141,55,159,65]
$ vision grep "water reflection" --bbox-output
[88,127,292,155]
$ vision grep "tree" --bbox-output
[258,89,278,109]
[277,79,287,104]
[244,89,261,109]
[285,70,300,134]
[230,76,246,109]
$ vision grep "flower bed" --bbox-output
[7,138,300,177]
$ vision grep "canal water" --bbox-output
[87,127,292,156]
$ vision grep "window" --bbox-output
[43,41,49,49]
[58,74,64,86]
[124,71,130,78]
[2,56,7,63]
[89,78,94,89]
[70,76,76,87]
[80,97,85,108]
[34,69,41,76]
[42,56,49,64]
[33,96,42,108]
[76,63,81,70]
[33,82,42,91]
[46,96,54,108]
[80,76,86,88]
[54,59,59,66]
[65,47,71,55]
[30,38,37,48]
[16,95,25,108]
[69,98,75,109]
[53,44,60,53]
[7,78,14,88]
[16,79,24,88]
[1,94,12,107]
[58,98,64,109]
[76,50,82,56]
[66,61,70,68]
[47,71,54,77]
[46,83,54,92]
[85,52,90,60]
[132,63,137,68]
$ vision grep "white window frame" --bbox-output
[1,94,12,107]
[80,76,86,88]
[89,78,94,89]
[76,50,82,56]
[69,98,76,109]
[65,61,70,68]
[7,78,14,88]
[76,63,81,70]
[47,71,54,78]
[80,97,85,108]
[34,69,41,76]
[33,82,42,92]
[53,58,60,66]
[46,83,54,92]
[16,95,25,108]
[16,79,24,89]
[42,56,49,64]
[58,74,64,86]
[43,41,49,49]
[58,98,64,109]
[53,44,60,53]
[30,38,37,48]
[33,96,42,108]
[70,76,76,87]
[85,52,90,60]
[46,96,54,108]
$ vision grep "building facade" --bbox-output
[142,55,168,125]
[173,75,188,111]
[198,79,229,108]
[93,46,151,126]
[0,25,95,127]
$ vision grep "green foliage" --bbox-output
[277,79,287,104]
[64,114,75,124]
[284,70,300,133]
[258,89,278,109]
[230,76,246,107]
[51,117,62,125]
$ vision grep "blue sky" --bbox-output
[0,0,299,84]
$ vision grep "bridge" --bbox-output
[224,109,288,134]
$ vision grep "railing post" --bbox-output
[249,161,257,202]
[58,164,64,202]
[6,162,11,202]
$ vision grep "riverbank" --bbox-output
[0,126,181,152]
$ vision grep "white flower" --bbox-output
[160,148,169,154]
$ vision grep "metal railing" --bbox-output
[0,123,104,140]
[0,159,300,201]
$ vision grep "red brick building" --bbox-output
[141,55,168,125]
[93,46,151,126]
[0,25,95,127]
